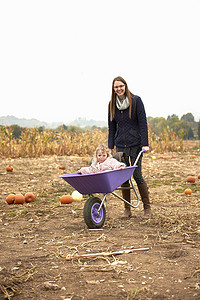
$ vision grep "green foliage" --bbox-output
[149,113,196,140]
[148,117,168,135]
[167,114,179,122]
[38,126,45,133]
[56,124,107,133]
[187,127,194,139]
[10,125,24,139]
[181,112,195,122]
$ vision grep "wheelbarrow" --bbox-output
[60,150,144,229]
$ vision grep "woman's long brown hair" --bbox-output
[110,76,133,121]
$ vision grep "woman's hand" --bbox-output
[142,146,149,152]
[109,148,113,156]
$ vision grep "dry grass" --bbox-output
[0,126,107,158]
[0,125,198,158]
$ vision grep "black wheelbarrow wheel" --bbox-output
[83,196,106,229]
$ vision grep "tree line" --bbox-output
[148,113,200,140]
[1,112,200,140]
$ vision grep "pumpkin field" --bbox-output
[0,137,200,299]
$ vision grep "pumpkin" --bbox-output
[59,166,65,170]
[6,165,14,172]
[14,194,25,204]
[25,192,35,203]
[60,195,73,204]
[6,194,15,205]
[186,176,195,183]
[72,190,83,201]
[198,174,200,179]
[184,189,192,195]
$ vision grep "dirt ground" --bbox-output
[0,150,200,300]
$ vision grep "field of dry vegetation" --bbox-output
[0,128,200,299]
[0,126,196,158]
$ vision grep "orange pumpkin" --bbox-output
[25,192,35,203]
[186,176,195,183]
[6,194,15,205]
[184,189,192,195]
[60,195,73,204]
[14,194,25,204]
[198,174,200,179]
[59,166,65,170]
[6,165,14,172]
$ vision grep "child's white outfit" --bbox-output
[79,157,126,175]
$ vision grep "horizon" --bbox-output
[0,112,199,126]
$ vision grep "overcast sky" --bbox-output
[0,0,200,124]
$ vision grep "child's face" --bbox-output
[97,150,107,163]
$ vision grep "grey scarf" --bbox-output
[116,96,130,110]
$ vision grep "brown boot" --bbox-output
[121,183,132,218]
[138,183,152,217]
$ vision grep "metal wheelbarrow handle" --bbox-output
[132,149,146,166]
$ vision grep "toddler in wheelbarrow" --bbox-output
[60,144,152,229]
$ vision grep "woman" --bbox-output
[108,76,152,217]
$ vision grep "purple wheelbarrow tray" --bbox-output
[60,166,137,195]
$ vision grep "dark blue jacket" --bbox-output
[108,95,149,149]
